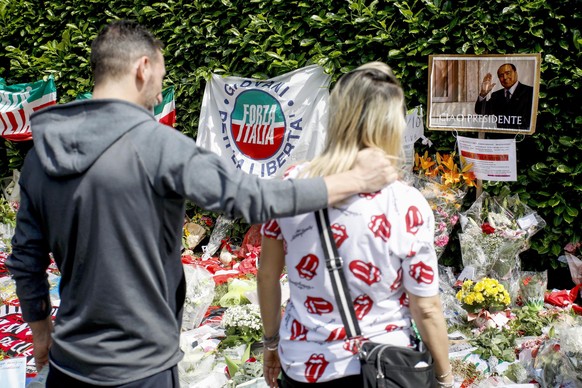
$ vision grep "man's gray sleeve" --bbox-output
[137,124,328,224]
[5,185,52,322]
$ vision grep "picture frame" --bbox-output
[427,54,541,135]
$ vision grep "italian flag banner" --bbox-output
[197,65,330,178]
[76,86,176,127]
[0,76,57,141]
[154,86,176,127]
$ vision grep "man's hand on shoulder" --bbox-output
[323,147,398,205]
[352,147,398,193]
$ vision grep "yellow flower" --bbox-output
[474,292,485,303]
[456,290,463,302]
[483,286,494,296]
[459,277,511,311]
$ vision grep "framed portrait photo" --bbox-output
[427,54,541,135]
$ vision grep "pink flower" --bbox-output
[438,222,447,232]
[435,235,449,247]
[565,242,581,254]
[450,215,459,225]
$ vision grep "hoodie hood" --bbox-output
[31,99,154,177]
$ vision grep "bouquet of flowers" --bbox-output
[456,277,511,314]
[407,152,476,258]
[457,277,511,329]
[220,304,263,348]
[562,242,582,286]
[183,213,215,251]
[533,321,582,387]
[458,189,545,284]
[518,271,547,311]
[182,264,216,330]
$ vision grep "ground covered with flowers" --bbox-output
[0,154,581,387]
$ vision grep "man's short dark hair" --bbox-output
[498,63,517,72]
[90,20,164,85]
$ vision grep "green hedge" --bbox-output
[1,0,580,273]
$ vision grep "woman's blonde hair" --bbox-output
[304,61,405,178]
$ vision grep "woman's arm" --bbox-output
[408,293,454,387]
[257,236,286,388]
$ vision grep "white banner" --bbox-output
[196,65,330,178]
[403,106,426,171]
[457,135,517,181]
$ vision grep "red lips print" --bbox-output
[343,338,360,354]
[349,260,381,286]
[399,292,409,307]
[290,319,308,341]
[409,261,435,284]
[353,294,373,320]
[304,354,329,383]
[405,206,424,235]
[331,223,348,248]
[385,324,399,332]
[358,190,381,199]
[390,267,403,291]
[304,296,334,315]
[326,327,346,341]
[368,214,391,242]
[262,219,281,238]
[296,254,319,280]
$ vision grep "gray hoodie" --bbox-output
[6,99,327,384]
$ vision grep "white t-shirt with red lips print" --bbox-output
[260,164,440,384]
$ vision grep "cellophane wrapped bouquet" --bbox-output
[518,270,547,311]
[458,189,546,299]
[408,152,476,258]
[532,318,582,387]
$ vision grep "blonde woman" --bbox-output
[258,62,453,388]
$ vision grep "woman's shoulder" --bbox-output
[282,162,310,180]
[386,180,425,199]
[384,180,432,211]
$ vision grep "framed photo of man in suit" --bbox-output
[427,54,541,135]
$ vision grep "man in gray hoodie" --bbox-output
[6,20,396,387]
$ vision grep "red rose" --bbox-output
[481,222,495,234]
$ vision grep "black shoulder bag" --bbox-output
[314,208,436,388]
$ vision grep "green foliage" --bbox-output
[509,305,561,337]
[0,0,580,273]
[0,196,16,226]
[469,327,517,362]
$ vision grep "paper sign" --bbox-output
[0,357,26,388]
[457,135,517,181]
[402,106,425,171]
[517,213,538,230]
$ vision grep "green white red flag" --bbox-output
[153,86,176,127]
[76,86,176,127]
[0,76,57,141]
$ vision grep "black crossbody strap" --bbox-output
[315,208,362,338]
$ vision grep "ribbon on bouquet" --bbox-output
[467,309,511,329]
